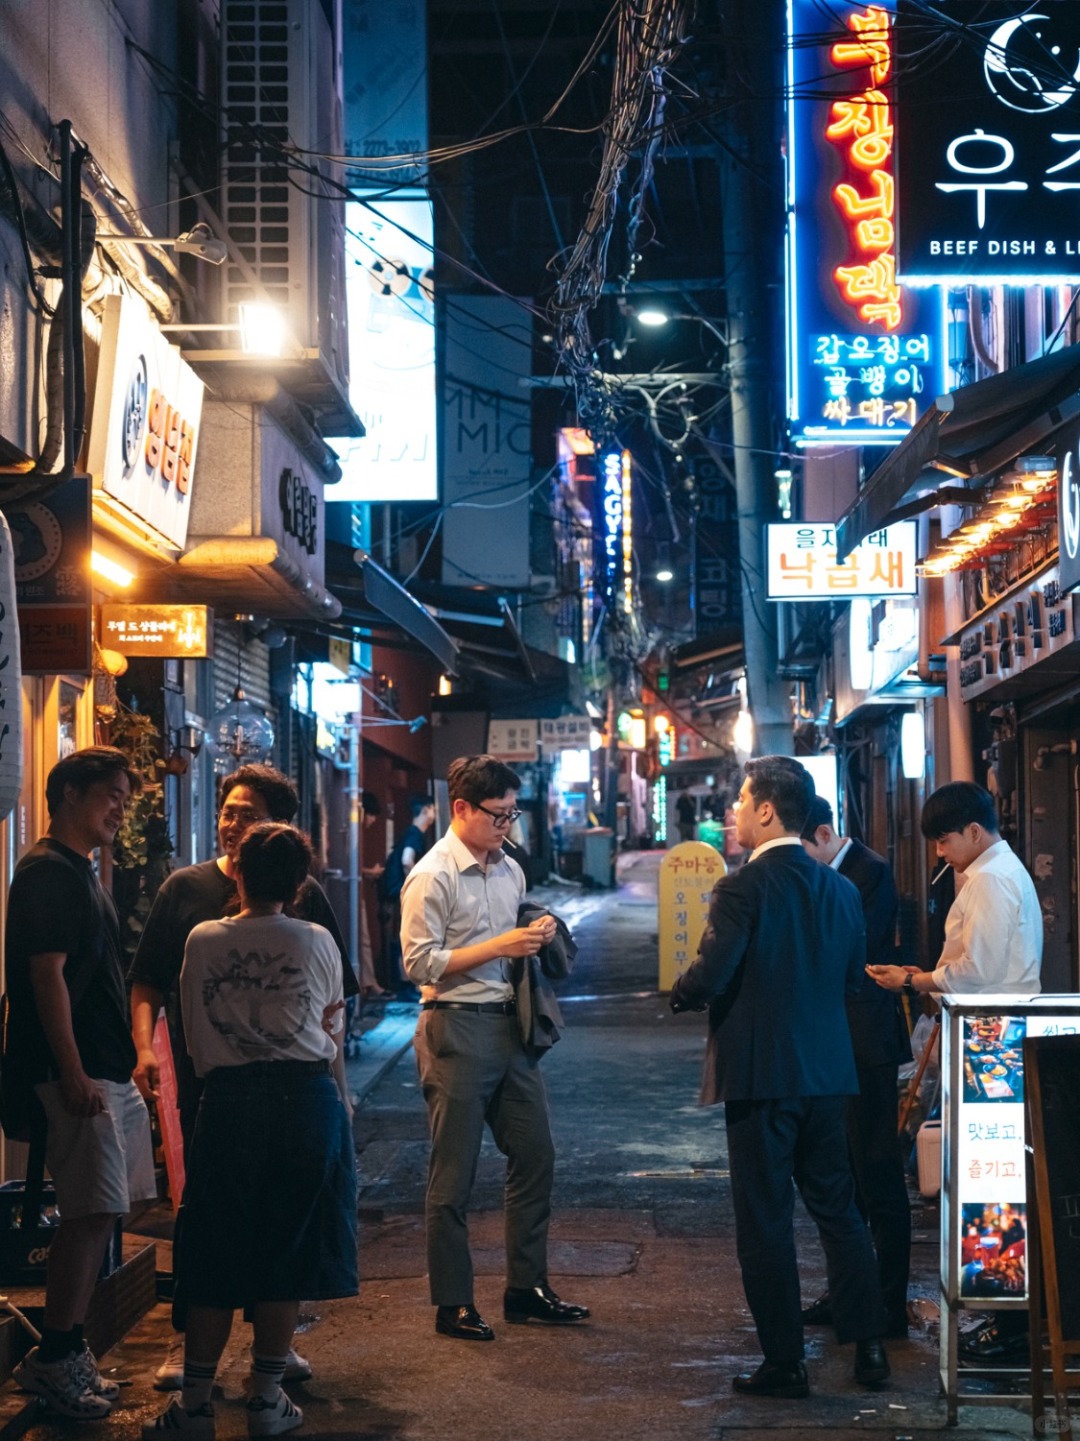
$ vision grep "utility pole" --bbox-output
[718,0,793,757]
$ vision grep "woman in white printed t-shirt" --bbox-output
[146,823,357,1441]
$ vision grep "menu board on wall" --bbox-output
[955,1010,1079,1301]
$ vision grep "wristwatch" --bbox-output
[902,972,916,995]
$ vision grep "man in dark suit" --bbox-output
[800,797,912,1338]
[671,756,887,1398]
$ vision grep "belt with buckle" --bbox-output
[421,999,516,1015]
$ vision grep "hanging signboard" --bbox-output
[0,512,24,820]
[7,475,93,674]
[86,293,204,549]
[766,521,917,599]
[487,718,539,762]
[658,842,727,992]
[786,0,947,445]
[100,604,213,658]
[897,2,1080,283]
[539,716,593,754]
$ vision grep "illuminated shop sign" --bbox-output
[100,604,213,658]
[897,2,1080,282]
[597,451,624,600]
[943,1002,1080,1305]
[766,521,917,599]
[330,194,437,502]
[786,1,946,445]
[1058,421,1080,595]
[86,294,204,549]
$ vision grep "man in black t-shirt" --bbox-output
[6,748,156,1420]
[128,762,356,1391]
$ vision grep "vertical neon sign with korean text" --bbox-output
[786,0,947,445]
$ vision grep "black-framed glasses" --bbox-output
[475,803,522,828]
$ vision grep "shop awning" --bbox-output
[836,346,1080,558]
[132,536,343,621]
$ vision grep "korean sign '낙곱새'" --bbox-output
[897,2,1080,282]
[766,521,917,600]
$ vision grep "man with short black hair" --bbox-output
[867,780,1042,998]
[7,747,156,1420]
[671,756,888,1398]
[401,755,588,1341]
[800,796,911,1338]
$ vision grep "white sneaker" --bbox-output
[12,1347,113,1420]
[154,1332,186,1391]
[248,1345,312,1383]
[246,1389,303,1437]
[143,1399,215,1438]
[72,1343,122,1400]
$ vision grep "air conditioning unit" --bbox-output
[220,0,360,435]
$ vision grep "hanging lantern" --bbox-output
[204,686,275,774]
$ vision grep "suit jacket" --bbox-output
[512,903,576,1057]
[670,842,865,1105]
[838,839,912,1070]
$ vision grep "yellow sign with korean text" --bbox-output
[766,521,917,600]
[100,604,213,658]
[658,842,727,992]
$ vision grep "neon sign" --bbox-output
[827,6,901,331]
[601,451,623,598]
[786,0,947,445]
[621,450,633,614]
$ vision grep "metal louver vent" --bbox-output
[219,0,360,435]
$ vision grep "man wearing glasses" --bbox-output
[401,755,589,1342]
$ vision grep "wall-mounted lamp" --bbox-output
[97,222,228,265]
[159,301,287,358]
[163,724,205,776]
[91,550,134,587]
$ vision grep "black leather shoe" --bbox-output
[435,1304,495,1341]
[503,1282,589,1325]
[801,1292,832,1326]
[732,1360,809,1399]
[854,1338,890,1387]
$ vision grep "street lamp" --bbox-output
[96,222,228,265]
[629,307,728,348]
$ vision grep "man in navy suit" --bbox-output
[671,757,887,1398]
[800,797,912,1338]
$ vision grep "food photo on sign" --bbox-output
[962,1015,1026,1102]
[960,1201,1027,1297]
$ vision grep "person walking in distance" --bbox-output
[675,787,697,843]
[7,748,157,1420]
[800,796,912,1339]
[400,755,588,1341]
[671,756,889,1398]
[129,763,358,1391]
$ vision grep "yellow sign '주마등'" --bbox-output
[658,842,727,993]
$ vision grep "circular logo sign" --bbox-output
[122,355,148,473]
[984,14,1080,114]
[1063,451,1080,563]
[10,502,63,582]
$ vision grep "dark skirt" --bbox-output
[175,1060,358,1309]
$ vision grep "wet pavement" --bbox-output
[4,852,1046,1440]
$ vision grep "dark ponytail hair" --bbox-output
[236,822,313,905]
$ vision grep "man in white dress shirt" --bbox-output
[867,781,1041,1000]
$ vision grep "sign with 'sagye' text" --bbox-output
[766,521,917,599]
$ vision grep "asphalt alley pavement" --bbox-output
[7,853,1044,1440]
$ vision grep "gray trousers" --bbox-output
[414,1008,555,1306]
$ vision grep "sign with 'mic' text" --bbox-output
[766,521,917,600]
[897,2,1080,282]
[786,1,946,445]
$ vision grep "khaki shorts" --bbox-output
[36,1077,157,1219]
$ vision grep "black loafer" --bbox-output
[854,1338,890,1387]
[732,1361,809,1399]
[503,1282,589,1325]
[801,1293,832,1326]
[435,1304,495,1341]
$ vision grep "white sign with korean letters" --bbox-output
[766,521,917,600]
[87,294,204,549]
[539,716,593,754]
